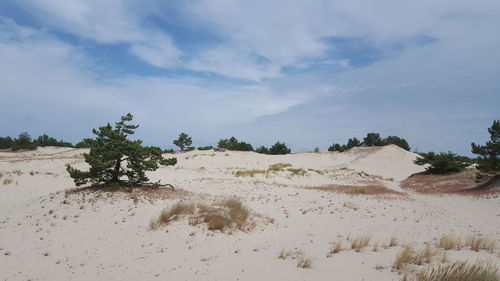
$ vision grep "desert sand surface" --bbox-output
[0,145,499,281]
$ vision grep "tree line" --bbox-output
[327,133,410,152]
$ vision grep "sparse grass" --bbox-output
[151,198,252,232]
[203,212,232,230]
[414,244,437,265]
[394,244,439,270]
[307,169,325,175]
[3,178,12,185]
[234,169,266,177]
[149,202,195,230]
[438,233,463,250]
[343,202,359,210]
[287,168,308,177]
[279,249,290,260]
[268,163,292,172]
[415,260,499,281]
[0,172,3,178]
[351,235,371,252]
[394,244,416,270]
[390,236,399,247]
[468,236,496,253]
[330,241,342,254]
[297,257,312,269]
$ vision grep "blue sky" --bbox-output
[0,0,499,155]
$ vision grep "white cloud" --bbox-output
[19,0,182,68]
[0,19,322,142]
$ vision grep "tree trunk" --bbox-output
[112,158,121,183]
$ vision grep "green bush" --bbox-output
[328,143,346,152]
[383,136,410,151]
[268,141,291,155]
[217,137,253,151]
[197,146,213,150]
[414,152,470,174]
[471,120,500,178]
[11,132,37,150]
[255,146,269,154]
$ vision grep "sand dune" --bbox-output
[0,146,499,281]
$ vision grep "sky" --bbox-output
[0,0,499,155]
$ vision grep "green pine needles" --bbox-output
[66,113,177,187]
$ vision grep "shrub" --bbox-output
[255,146,269,154]
[268,141,291,155]
[414,152,470,174]
[383,136,410,151]
[328,143,346,152]
[471,120,500,179]
[11,132,37,150]
[0,136,14,149]
[217,137,253,151]
[197,146,213,150]
[363,133,384,147]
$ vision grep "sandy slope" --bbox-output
[0,145,499,281]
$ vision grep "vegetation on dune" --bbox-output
[415,260,499,281]
[414,152,470,174]
[0,132,76,150]
[217,136,253,151]
[255,141,292,155]
[197,145,213,150]
[471,120,500,180]
[66,113,177,187]
[173,132,193,151]
[149,198,251,232]
[328,133,410,152]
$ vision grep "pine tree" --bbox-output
[173,133,193,151]
[471,120,500,178]
[66,113,177,187]
[268,141,291,155]
[363,133,384,147]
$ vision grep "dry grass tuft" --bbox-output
[390,236,399,247]
[278,249,290,260]
[415,260,499,281]
[3,178,13,185]
[0,172,3,178]
[414,244,437,265]
[468,236,496,253]
[235,169,266,177]
[149,202,195,230]
[438,234,463,250]
[308,184,404,196]
[268,163,292,172]
[287,168,308,177]
[351,235,371,252]
[151,198,252,232]
[394,244,439,270]
[296,257,312,269]
[394,244,416,270]
[330,241,342,254]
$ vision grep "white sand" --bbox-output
[0,145,499,281]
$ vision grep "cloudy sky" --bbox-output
[0,0,499,154]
